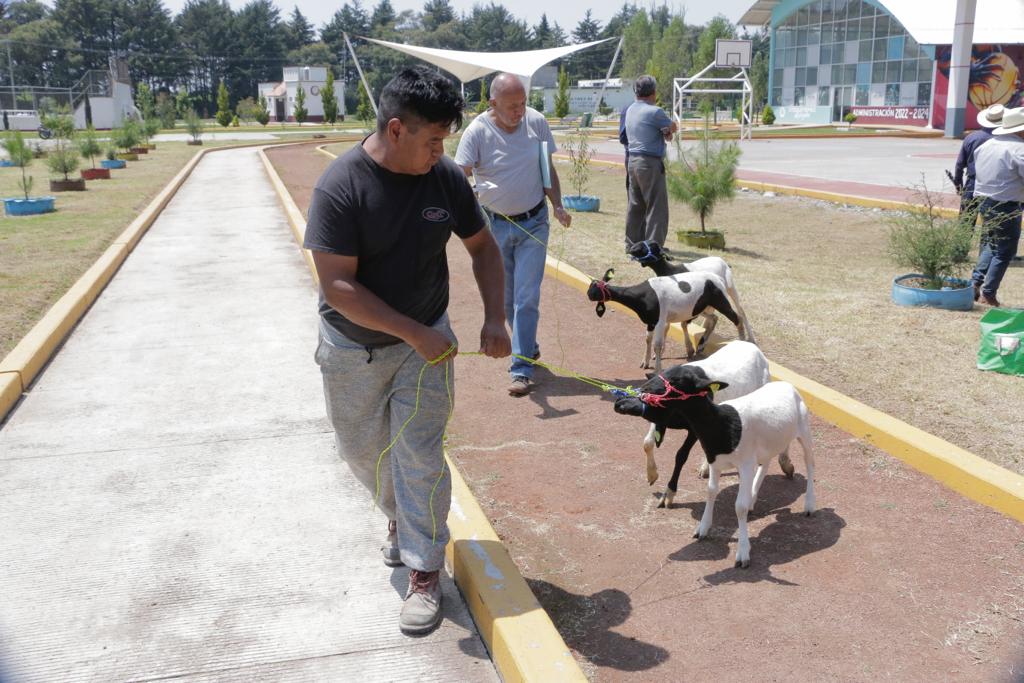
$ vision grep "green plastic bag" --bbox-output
[978,308,1024,376]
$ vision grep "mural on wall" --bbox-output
[934,44,1024,129]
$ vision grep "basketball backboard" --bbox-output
[715,39,752,68]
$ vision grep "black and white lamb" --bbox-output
[636,341,794,503]
[586,268,753,372]
[614,365,815,568]
[627,240,754,344]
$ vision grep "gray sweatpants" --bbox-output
[625,155,669,248]
[315,315,456,572]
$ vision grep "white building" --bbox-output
[542,78,635,115]
[258,66,345,123]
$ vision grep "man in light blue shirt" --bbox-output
[624,75,677,249]
[971,107,1024,307]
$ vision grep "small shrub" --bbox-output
[230,114,240,127]
[142,116,160,143]
[554,67,570,120]
[529,89,545,113]
[111,119,141,152]
[843,111,858,124]
[215,81,232,127]
[156,92,177,129]
[293,85,308,124]
[563,127,594,198]
[235,96,259,124]
[2,130,35,199]
[356,81,373,128]
[47,145,79,181]
[667,116,741,233]
[185,109,203,142]
[255,95,270,126]
[887,184,976,290]
[105,146,117,161]
[78,126,103,168]
[136,83,155,120]
[761,104,775,125]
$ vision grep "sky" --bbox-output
[159,0,759,36]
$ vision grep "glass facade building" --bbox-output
[768,0,934,124]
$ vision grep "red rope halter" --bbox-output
[639,375,709,408]
[593,279,612,302]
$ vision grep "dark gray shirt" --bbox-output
[625,101,673,158]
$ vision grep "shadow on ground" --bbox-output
[526,578,669,672]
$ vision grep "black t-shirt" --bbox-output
[304,141,485,347]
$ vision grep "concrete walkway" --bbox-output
[0,147,497,681]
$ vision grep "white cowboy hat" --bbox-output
[977,104,1005,128]
[993,107,1024,135]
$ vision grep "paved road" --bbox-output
[0,147,496,682]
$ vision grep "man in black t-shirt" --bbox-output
[304,67,510,637]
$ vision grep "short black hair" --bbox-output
[376,66,464,134]
[634,75,657,98]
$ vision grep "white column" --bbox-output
[944,0,976,138]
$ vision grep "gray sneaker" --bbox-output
[382,520,402,567]
[399,569,443,635]
[508,375,531,396]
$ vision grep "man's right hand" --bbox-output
[409,325,457,363]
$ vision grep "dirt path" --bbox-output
[267,144,1024,682]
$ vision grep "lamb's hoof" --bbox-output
[693,530,708,540]
[697,463,710,479]
[734,558,751,569]
[804,509,815,517]
[657,497,666,509]
[646,470,658,486]
[782,464,795,479]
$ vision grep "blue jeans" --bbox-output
[972,198,1022,297]
[488,206,549,380]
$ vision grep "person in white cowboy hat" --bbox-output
[970,106,1024,307]
[953,104,1004,220]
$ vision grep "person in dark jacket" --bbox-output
[619,101,631,189]
[953,104,1004,221]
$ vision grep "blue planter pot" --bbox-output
[4,196,56,216]
[564,195,600,212]
[0,160,14,167]
[100,159,126,169]
[891,274,974,311]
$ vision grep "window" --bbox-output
[844,64,857,85]
[773,68,784,87]
[886,60,901,82]
[873,38,887,61]
[831,22,846,43]
[885,83,900,105]
[901,61,916,82]
[820,0,834,23]
[847,0,862,18]
[809,0,821,24]
[887,36,904,60]
[797,47,807,66]
[856,62,871,83]
[797,28,808,46]
[832,64,843,84]
[808,27,821,45]
[794,67,804,86]
[904,36,919,59]
[858,39,872,61]
[771,88,782,106]
[818,86,830,105]
[786,48,797,67]
[794,86,806,106]
[859,17,873,40]
[856,83,869,105]
[875,15,890,37]
[833,0,848,20]
[872,62,886,83]
[805,67,818,86]
[918,58,933,82]
[820,45,832,64]
[917,82,931,106]
[819,65,832,85]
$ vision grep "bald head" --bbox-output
[489,73,526,100]
[487,72,527,132]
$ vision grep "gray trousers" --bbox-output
[315,315,456,572]
[625,155,669,248]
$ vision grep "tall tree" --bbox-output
[568,9,602,81]
[176,0,236,115]
[695,14,737,121]
[5,17,82,86]
[462,3,528,52]
[750,50,768,108]
[229,0,284,102]
[647,14,690,107]
[369,0,394,28]
[283,6,314,52]
[420,0,453,33]
[321,0,370,107]
[7,0,48,26]
[120,0,183,89]
[51,0,118,73]
[321,67,338,123]
[621,10,652,79]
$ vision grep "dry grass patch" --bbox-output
[546,160,1024,474]
[0,142,205,357]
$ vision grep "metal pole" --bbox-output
[944,0,976,138]
[592,36,624,116]
[343,32,378,118]
[7,40,15,91]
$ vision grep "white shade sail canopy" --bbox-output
[360,36,616,83]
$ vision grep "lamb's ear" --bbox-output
[602,268,615,282]
[706,381,729,394]
[595,302,606,317]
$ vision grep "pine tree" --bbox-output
[256,94,270,126]
[215,81,232,127]
[293,85,308,124]
[136,82,155,120]
[475,78,488,113]
[356,80,374,127]
[554,66,570,120]
[321,69,338,124]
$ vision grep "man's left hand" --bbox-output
[479,320,511,358]
[553,205,572,228]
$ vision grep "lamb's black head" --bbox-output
[627,240,668,266]
[656,364,729,398]
[587,268,615,317]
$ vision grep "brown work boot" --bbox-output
[980,293,1001,307]
[508,375,531,396]
[382,519,402,567]
[400,569,443,635]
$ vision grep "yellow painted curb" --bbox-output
[547,257,1024,525]
[263,144,587,683]
[0,372,22,422]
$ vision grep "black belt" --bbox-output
[487,199,546,223]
